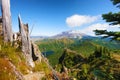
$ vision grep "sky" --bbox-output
[0,0,120,36]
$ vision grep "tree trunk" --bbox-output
[0,16,2,35]
[18,15,34,67]
[1,0,13,42]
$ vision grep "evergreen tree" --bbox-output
[94,0,120,41]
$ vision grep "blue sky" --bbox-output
[8,0,120,36]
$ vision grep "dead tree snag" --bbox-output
[1,0,13,42]
[18,15,35,67]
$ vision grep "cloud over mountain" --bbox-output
[80,23,120,36]
[66,14,99,27]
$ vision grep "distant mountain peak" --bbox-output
[66,30,83,34]
[52,30,90,39]
[31,30,93,40]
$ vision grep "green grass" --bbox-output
[0,37,30,79]
[33,60,53,79]
[0,37,54,80]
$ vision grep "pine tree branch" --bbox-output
[94,30,120,41]
[102,12,120,25]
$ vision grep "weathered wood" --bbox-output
[1,0,13,42]
[0,17,2,35]
[18,15,34,67]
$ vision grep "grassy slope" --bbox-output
[0,37,29,80]
[0,37,52,80]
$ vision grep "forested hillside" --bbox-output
[36,37,120,66]
[36,37,120,79]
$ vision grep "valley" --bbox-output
[35,35,120,79]
[36,33,120,66]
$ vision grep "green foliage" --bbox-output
[94,30,120,41]
[111,0,120,7]
[59,49,85,68]
[57,45,120,80]
[36,38,74,66]
[69,39,96,57]
[94,0,120,41]
[94,46,111,58]
[36,37,120,80]
[102,12,120,25]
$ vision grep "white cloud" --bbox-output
[80,23,120,36]
[66,14,100,27]
[84,23,109,31]
[109,24,120,28]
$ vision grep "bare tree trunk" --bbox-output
[0,17,2,35]
[18,15,34,67]
[1,0,13,42]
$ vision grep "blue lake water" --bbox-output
[42,51,54,56]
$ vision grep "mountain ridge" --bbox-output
[31,30,93,40]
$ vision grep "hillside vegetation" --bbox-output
[36,38,74,66]
[36,37,120,79]
[36,38,120,66]
[0,37,53,80]
[56,48,120,80]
